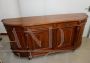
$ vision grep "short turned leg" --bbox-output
[28,52,32,60]
[28,57,31,60]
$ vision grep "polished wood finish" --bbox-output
[2,13,88,59]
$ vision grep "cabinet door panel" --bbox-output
[54,27,75,49]
[5,25,28,50]
[26,29,49,50]
[4,25,29,57]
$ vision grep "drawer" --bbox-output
[24,24,53,32]
[56,22,78,28]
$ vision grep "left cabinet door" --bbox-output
[4,25,29,57]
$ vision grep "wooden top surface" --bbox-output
[2,13,88,26]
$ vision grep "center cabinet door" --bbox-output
[28,29,49,50]
[25,25,53,55]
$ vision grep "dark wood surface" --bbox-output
[2,13,88,59]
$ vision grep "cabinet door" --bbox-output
[29,30,49,50]
[53,27,75,50]
[25,26,51,49]
[25,27,50,56]
[4,25,29,57]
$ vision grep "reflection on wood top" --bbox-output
[2,13,88,26]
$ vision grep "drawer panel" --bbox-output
[56,22,78,28]
[24,24,53,32]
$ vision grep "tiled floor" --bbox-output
[0,35,90,63]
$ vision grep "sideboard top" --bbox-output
[2,13,88,26]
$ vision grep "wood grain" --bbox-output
[2,13,88,59]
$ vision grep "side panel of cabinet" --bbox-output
[73,23,86,49]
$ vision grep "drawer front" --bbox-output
[56,22,78,28]
[24,24,53,32]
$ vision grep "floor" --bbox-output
[0,35,90,63]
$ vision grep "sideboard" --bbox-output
[2,13,88,59]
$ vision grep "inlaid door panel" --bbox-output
[54,27,75,49]
[26,28,50,50]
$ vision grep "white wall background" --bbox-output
[0,0,90,37]
[19,0,90,16]
[0,0,20,33]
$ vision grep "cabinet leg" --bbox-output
[28,57,31,60]
[28,52,32,60]
[28,56,32,60]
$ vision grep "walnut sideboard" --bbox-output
[2,13,88,59]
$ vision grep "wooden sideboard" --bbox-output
[2,13,88,59]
